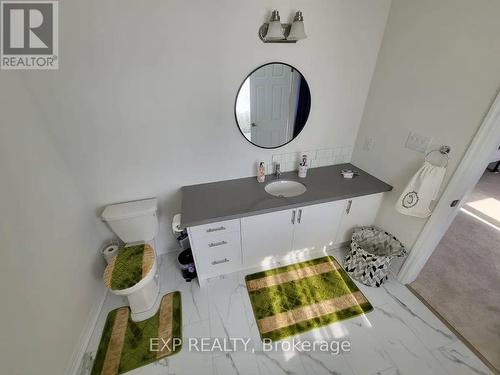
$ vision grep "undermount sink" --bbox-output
[265,180,307,198]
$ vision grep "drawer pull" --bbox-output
[211,258,229,265]
[208,240,227,248]
[346,200,352,214]
[206,226,226,233]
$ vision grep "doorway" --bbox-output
[409,166,500,372]
[393,90,500,373]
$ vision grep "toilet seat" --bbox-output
[103,243,156,294]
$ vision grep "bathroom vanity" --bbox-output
[181,163,392,286]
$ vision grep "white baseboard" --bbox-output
[65,286,108,375]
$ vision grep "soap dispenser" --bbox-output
[257,161,266,183]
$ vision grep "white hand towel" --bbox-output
[395,161,446,218]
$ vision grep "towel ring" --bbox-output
[425,146,450,167]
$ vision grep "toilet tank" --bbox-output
[102,198,159,243]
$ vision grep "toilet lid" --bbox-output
[103,244,155,291]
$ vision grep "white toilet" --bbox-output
[101,198,161,322]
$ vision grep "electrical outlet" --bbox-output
[405,131,432,153]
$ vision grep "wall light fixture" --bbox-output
[259,10,307,43]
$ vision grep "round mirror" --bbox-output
[235,62,311,149]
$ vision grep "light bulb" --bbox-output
[287,11,307,40]
[265,10,285,41]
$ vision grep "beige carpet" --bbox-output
[411,171,500,372]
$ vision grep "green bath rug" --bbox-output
[91,291,182,375]
[245,256,372,341]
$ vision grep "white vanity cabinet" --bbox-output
[187,193,384,285]
[336,193,383,243]
[187,219,242,282]
[240,209,295,268]
[291,200,345,252]
[240,200,348,268]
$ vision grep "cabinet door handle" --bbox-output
[206,226,226,233]
[346,200,352,214]
[297,209,302,224]
[208,240,227,248]
[291,210,296,224]
[212,258,229,265]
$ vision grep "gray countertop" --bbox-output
[180,163,392,228]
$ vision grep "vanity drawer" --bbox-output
[192,231,242,277]
[189,219,240,239]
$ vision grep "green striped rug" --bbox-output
[245,256,373,341]
[91,292,182,375]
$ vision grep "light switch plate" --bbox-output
[405,131,432,153]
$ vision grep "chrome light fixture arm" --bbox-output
[258,23,296,43]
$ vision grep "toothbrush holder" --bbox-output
[298,165,308,178]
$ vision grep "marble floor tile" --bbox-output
[340,314,395,375]
[298,350,355,375]
[382,283,457,349]
[431,341,492,375]
[213,352,261,375]
[161,253,210,326]
[351,278,393,308]
[83,253,492,375]
[371,368,400,375]
[254,350,307,375]
[166,319,215,375]
[358,304,449,375]
[206,273,255,343]
[118,359,169,375]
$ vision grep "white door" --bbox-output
[336,193,383,243]
[250,64,291,147]
[292,201,345,253]
[241,209,295,268]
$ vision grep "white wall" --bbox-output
[0,74,108,374]
[0,1,391,373]
[16,0,391,253]
[352,0,500,269]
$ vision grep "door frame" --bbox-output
[397,89,500,284]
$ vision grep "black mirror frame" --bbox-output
[234,62,311,149]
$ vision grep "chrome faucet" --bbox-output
[275,162,281,178]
